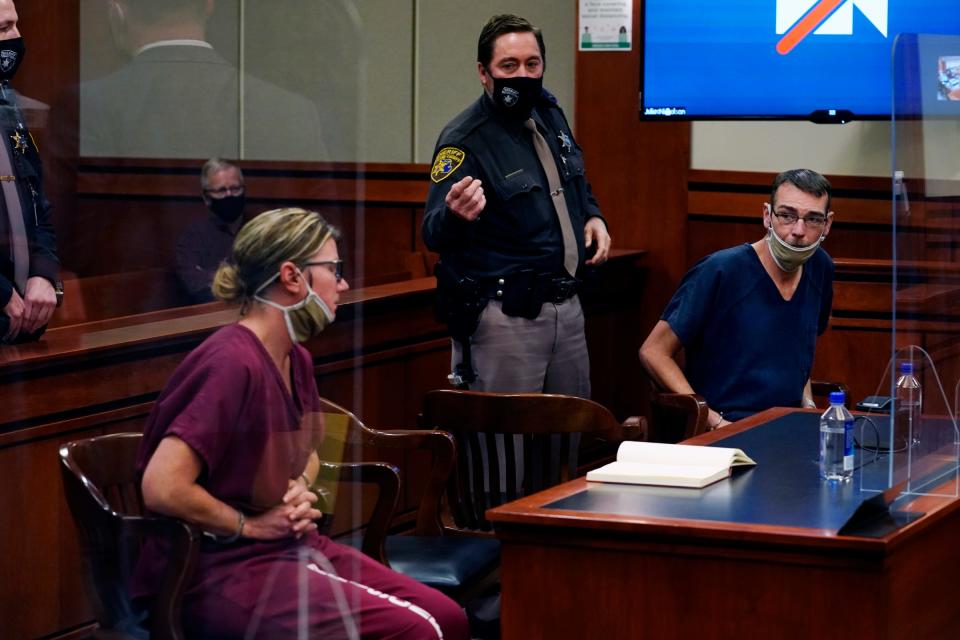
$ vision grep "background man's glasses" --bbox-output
[772,210,826,228]
[304,260,344,283]
[204,185,246,198]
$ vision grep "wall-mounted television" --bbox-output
[640,1,960,121]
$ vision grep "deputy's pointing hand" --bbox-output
[445,176,486,222]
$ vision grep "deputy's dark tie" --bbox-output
[0,132,26,294]
[524,117,578,277]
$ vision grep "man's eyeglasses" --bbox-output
[304,260,344,283]
[204,185,245,198]
[771,210,827,229]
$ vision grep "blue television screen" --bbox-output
[641,1,960,120]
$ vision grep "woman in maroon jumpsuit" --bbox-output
[133,208,469,639]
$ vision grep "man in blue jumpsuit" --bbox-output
[423,14,611,396]
[640,169,835,427]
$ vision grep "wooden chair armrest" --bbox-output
[439,525,497,539]
[811,380,849,406]
[654,391,708,412]
[359,429,456,537]
[315,461,401,565]
[619,416,647,441]
[357,428,455,456]
[649,391,711,441]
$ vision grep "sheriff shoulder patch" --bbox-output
[430,147,465,183]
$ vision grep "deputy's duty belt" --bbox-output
[478,273,579,304]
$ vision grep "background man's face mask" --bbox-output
[765,220,824,272]
[255,270,335,343]
[208,194,246,224]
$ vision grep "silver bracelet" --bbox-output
[215,510,245,544]
[300,472,312,487]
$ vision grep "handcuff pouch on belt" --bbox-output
[434,262,486,387]
[499,268,546,319]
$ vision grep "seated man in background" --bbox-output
[639,168,835,428]
[175,158,246,303]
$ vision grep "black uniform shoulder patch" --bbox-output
[430,147,465,184]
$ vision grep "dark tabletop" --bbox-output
[546,412,953,531]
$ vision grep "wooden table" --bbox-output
[487,408,960,639]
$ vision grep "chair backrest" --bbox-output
[60,433,147,634]
[60,433,198,640]
[312,397,451,555]
[313,397,400,562]
[420,390,625,532]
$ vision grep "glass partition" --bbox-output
[9,0,577,325]
[1,4,577,637]
[862,33,960,499]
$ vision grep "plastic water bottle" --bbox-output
[895,362,922,450]
[820,391,854,481]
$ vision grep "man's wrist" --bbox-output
[707,410,724,429]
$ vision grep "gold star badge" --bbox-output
[10,130,28,155]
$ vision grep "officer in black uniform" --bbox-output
[0,0,61,343]
[423,14,610,396]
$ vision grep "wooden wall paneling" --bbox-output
[580,252,648,420]
[916,331,960,417]
[337,204,423,287]
[812,323,893,406]
[68,197,201,276]
[66,162,431,319]
[574,0,689,419]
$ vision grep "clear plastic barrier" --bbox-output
[862,34,960,498]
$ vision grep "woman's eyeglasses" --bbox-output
[304,260,344,283]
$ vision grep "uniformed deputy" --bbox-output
[422,13,610,396]
[0,0,61,344]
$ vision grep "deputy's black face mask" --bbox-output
[208,194,245,224]
[488,73,542,119]
[0,37,25,82]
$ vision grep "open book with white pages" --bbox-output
[586,441,756,489]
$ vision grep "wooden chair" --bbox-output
[60,430,403,639]
[383,390,642,606]
[313,398,458,564]
[647,379,851,443]
[59,433,200,640]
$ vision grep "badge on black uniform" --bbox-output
[10,129,28,155]
[431,147,466,183]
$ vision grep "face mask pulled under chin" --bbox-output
[488,74,542,119]
[255,276,335,343]
[766,224,823,272]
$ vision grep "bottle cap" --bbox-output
[829,391,845,405]
[900,362,913,374]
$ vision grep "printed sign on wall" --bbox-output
[579,0,632,51]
